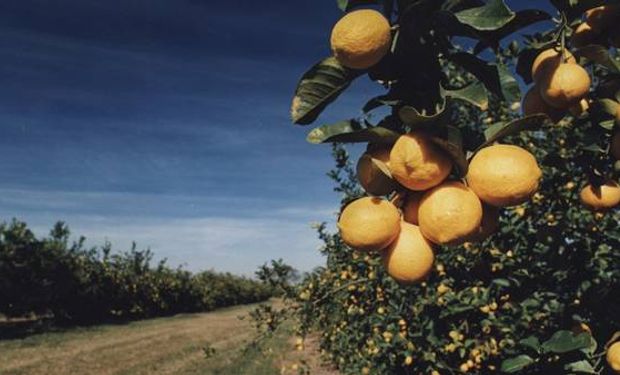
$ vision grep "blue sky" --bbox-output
[0,1,556,275]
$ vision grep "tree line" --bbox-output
[0,220,273,325]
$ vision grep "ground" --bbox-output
[0,301,338,375]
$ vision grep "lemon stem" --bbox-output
[559,13,568,63]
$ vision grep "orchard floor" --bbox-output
[0,300,338,375]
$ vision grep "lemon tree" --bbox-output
[270,0,620,374]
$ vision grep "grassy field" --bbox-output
[0,301,337,375]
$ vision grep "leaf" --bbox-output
[291,57,362,125]
[363,96,400,113]
[520,336,541,351]
[595,98,619,116]
[429,126,469,177]
[477,114,550,150]
[564,360,596,374]
[501,355,535,373]
[441,82,489,110]
[497,63,521,104]
[491,278,510,287]
[336,0,379,11]
[600,119,615,130]
[371,158,393,178]
[575,45,620,73]
[448,52,520,102]
[454,0,516,31]
[473,10,552,54]
[541,331,592,354]
[306,120,401,144]
[398,102,451,130]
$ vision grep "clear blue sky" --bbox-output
[0,1,555,275]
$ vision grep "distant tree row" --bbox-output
[0,220,273,324]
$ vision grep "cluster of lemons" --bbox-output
[338,135,541,284]
[327,7,620,374]
[522,5,620,212]
[331,12,543,286]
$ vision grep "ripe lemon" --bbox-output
[382,221,434,284]
[389,133,453,191]
[607,341,620,373]
[611,131,620,160]
[468,204,501,242]
[540,63,591,109]
[522,84,566,122]
[330,9,391,69]
[418,181,483,245]
[403,192,422,225]
[357,147,397,195]
[531,48,576,84]
[338,197,401,251]
[467,145,542,207]
[585,5,620,30]
[571,22,600,48]
[579,181,620,211]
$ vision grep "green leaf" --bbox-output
[398,102,451,130]
[429,126,469,177]
[519,336,541,351]
[501,355,535,373]
[448,52,520,102]
[575,45,620,73]
[595,99,619,116]
[478,114,550,150]
[473,10,552,54]
[541,331,592,354]
[564,360,596,374]
[600,119,615,130]
[306,120,401,144]
[291,57,362,125]
[441,82,489,110]
[454,0,516,31]
[497,63,521,104]
[363,96,400,113]
[491,278,510,287]
[336,0,379,11]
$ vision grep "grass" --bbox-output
[0,301,303,375]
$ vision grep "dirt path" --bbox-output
[0,301,339,375]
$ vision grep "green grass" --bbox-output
[0,301,294,375]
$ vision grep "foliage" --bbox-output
[0,220,273,324]
[245,0,620,374]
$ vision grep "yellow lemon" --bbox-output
[337,197,401,251]
[330,9,391,69]
[579,181,620,211]
[540,63,591,109]
[418,181,483,245]
[382,221,434,284]
[467,144,542,207]
[389,132,453,191]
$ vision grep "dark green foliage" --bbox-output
[0,220,272,324]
